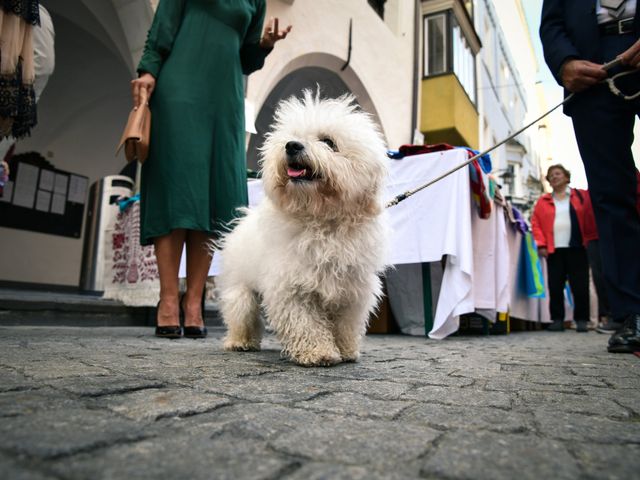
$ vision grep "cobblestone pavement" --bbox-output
[0,326,638,480]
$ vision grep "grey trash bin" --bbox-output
[79,175,134,292]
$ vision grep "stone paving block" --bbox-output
[570,442,640,479]
[319,378,414,399]
[0,407,144,458]
[269,417,441,468]
[284,462,421,480]
[419,430,581,480]
[173,403,328,441]
[294,391,411,419]
[0,389,80,417]
[0,453,57,480]
[569,365,640,379]
[580,387,640,415]
[194,372,341,403]
[49,431,292,480]
[515,390,632,419]
[18,359,114,381]
[97,387,231,421]
[524,371,610,388]
[533,410,640,443]
[600,375,640,390]
[399,384,513,409]
[483,376,586,394]
[43,375,166,397]
[399,403,532,434]
[0,366,38,392]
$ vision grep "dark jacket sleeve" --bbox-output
[137,0,186,78]
[240,0,271,75]
[539,0,581,85]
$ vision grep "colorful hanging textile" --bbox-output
[522,232,545,298]
[468,154,492,219]
[0,0,40,139]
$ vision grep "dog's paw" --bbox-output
[223,338,261,352]
[292,351,342,367]
[340,350,360,363]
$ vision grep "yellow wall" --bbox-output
[420,74,478,149]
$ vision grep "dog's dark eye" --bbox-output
[320,137,338,152]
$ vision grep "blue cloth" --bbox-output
[118,194,140,212]
[464,148,492,174]
[522,232,545,298]
[511,206,529,234]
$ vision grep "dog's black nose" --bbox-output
[285,141,305,156]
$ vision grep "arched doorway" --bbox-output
[246,54,383,171]
[247,66,357,170]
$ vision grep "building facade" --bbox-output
[0,0,416,287]
[419,0,548,213]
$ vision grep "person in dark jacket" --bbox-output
[532,165,590,333]
[540,1,640,353]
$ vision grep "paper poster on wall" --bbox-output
[35,190,52,212]
[12,163,39,209]
[0,180,13,203]
[54,173,68,195]
[51,193,66,215]
[68,175,88,204]
[39,170,55,191]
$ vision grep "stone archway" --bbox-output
[247,53,383,170]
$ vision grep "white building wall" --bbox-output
[248,0,415,150]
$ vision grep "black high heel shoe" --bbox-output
[182,293,208,339]
[154,300,182,339]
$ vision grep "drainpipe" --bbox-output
[411,0,420,143]
[341,18,353,72]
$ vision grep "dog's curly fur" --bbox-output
[218,91,389,367]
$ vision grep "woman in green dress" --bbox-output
[131,0,291,338]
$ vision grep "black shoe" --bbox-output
[184,326,208,339]
[155,325,183,338]
[181,293,208,339]
[576,320,588,333]
[546,320,564,332]
[154,301,182,339]
[596,319,624,334]
[607,314,640,354]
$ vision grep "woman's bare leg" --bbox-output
[154,229,186,326]
[184,230,213,327]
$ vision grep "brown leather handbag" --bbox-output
[116,87,151,164]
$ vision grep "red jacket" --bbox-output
[531,188,588,253]
[582,172,640,244]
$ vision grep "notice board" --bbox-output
[0,161,88,238]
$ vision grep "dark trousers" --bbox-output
[570,34,640,320]
[547,247,590,323]
[586,240,610,318]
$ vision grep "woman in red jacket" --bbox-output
[531,164,590,332]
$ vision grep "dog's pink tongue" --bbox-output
[287,168,307,178]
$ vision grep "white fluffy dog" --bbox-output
[217,91,389,367]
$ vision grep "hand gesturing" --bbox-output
[260,17,292,49]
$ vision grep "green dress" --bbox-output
[137,0,269,245]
